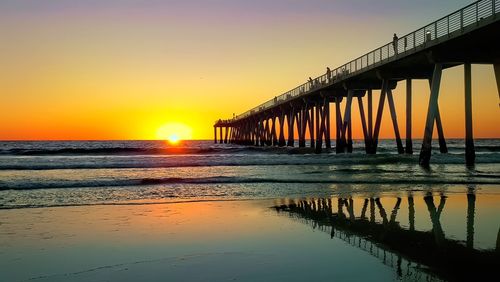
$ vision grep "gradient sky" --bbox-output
[1,0,498,140]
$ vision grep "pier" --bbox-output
[214,0,500,166]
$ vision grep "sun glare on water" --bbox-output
[156,123,192,144]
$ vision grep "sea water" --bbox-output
[0,139,499,209]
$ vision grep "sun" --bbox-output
[167,134,180,144]
[156,122,192,144]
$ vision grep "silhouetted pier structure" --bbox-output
[272,193,500,281]
[215,0,500,166]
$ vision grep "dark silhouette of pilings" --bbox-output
[215,65,472,164]
[467,190,476,249]
[214,64,489,168]
[273,192,499,281]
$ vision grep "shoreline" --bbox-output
[2,183,500,211]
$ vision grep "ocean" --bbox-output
[1,139,500,281]
[1,139,499,209]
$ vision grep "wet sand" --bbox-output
[1,190,499,281]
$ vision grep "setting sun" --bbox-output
[156,122,193,143]
[167,134,180,144]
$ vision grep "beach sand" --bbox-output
[0,199,395,281]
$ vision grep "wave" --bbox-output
[0,147,231,156]
[1,152,500,170]
[2,175,500,191]
[3,143,499,156]
[0,145,323,156]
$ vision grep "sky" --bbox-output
[1,0,498,140]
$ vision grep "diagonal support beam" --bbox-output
[420,63,443,166]
[371,80,387,154]
[495,64,500,106]
[386,88,405,154]
[427,79,448,154]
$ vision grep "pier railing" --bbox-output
[230,0,499,122]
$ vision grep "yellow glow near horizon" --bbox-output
[156,123,193,142]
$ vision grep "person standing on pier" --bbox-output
[308,77,314,89]
[393,33,399,55]
[326,67,331,82]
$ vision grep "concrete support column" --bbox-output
[298,107,306,147]
[464,63,475,165]
[271,116,278,146]
[214,127,217,144]
[309,106,315,148]
[347,116,353,153]
[367,89,373,140]
[315,103,323,153]
[341,90,354,154]
[278,113,286,147]
[224,127,229,144]
[335,98,343,153]
[265,119,271,146]
[406,79,413,154]
[287,108,295,147]
[325,99,331,149]
[357,96,369,153]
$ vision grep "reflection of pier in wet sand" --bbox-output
[273,192,500,281]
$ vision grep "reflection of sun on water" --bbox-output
[156,123,192,145]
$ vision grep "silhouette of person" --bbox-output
[308,77,313,88]
[326,67,331,82]
[393,33,399,55]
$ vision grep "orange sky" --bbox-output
[1,0,498,140]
